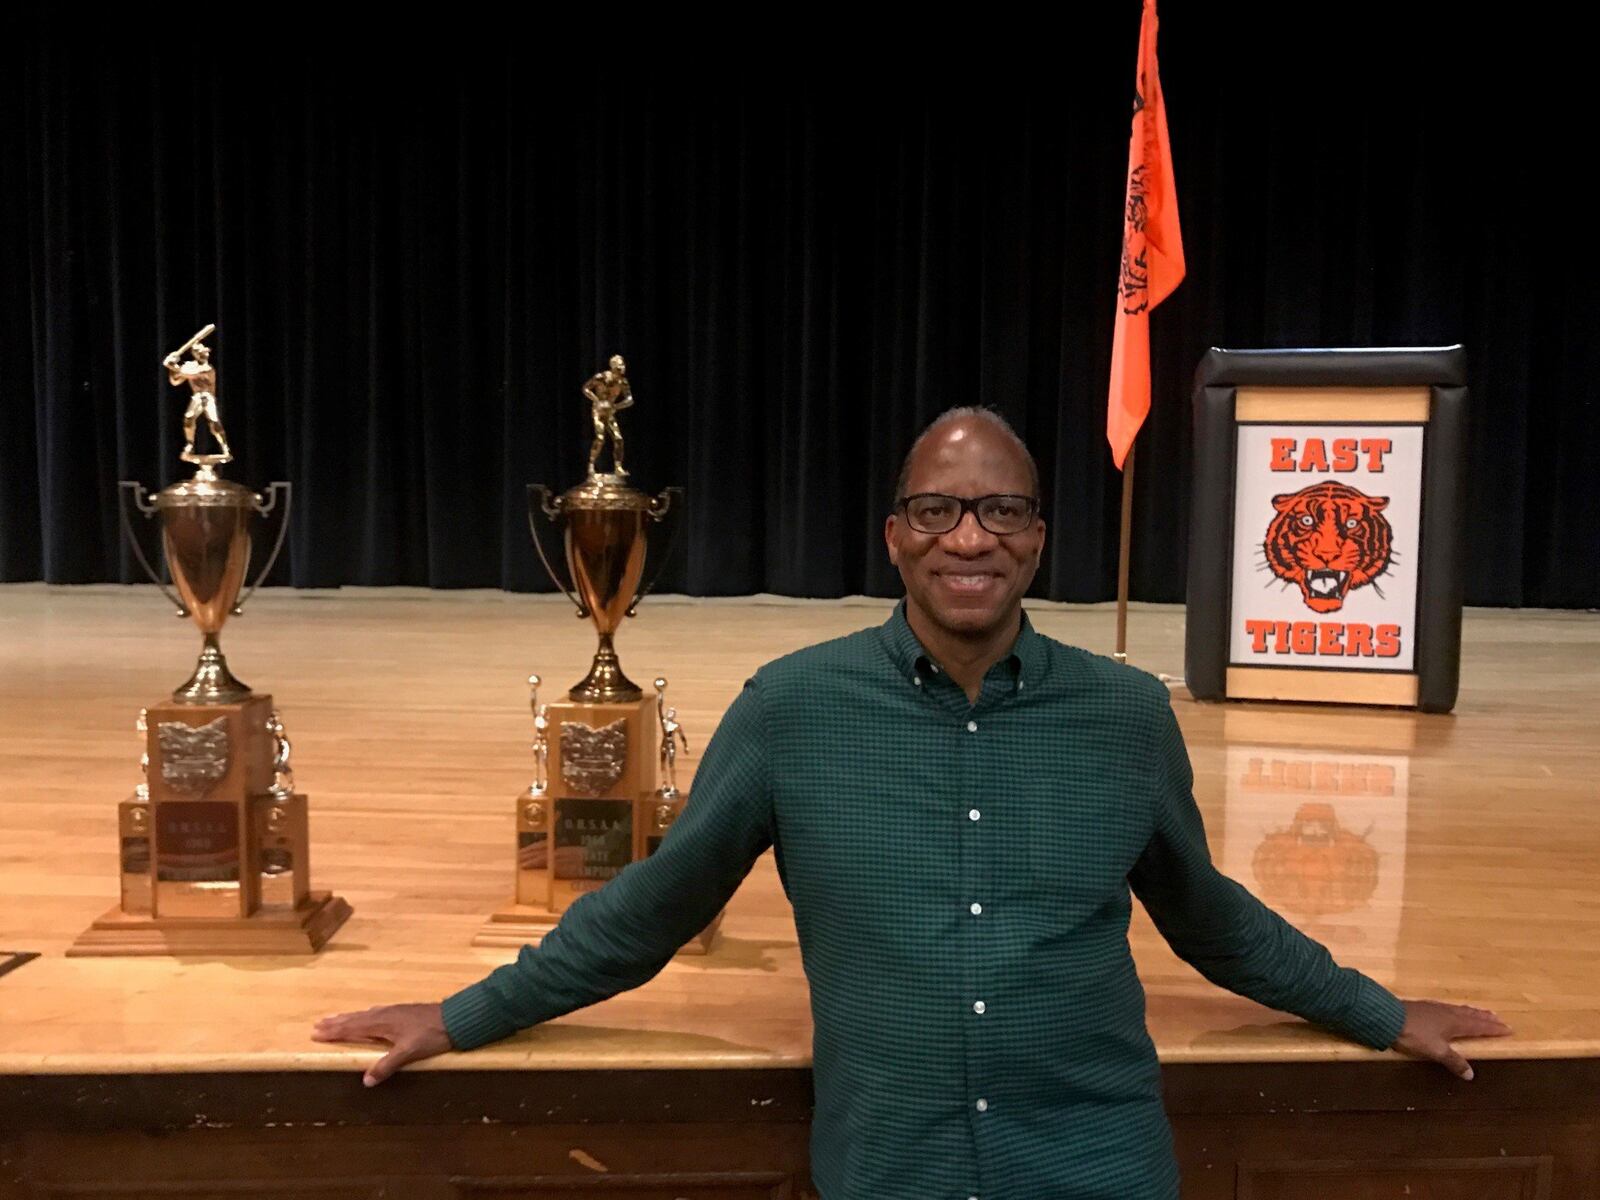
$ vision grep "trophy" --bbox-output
[476,355,719,953]
[69,325,350,956]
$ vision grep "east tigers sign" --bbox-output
[1184,348,1467,712]
[1228,424,1423,674]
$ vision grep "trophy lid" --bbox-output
[559,472,659,513]
[152,472,260,509]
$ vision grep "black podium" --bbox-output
[1184,347,1468,713]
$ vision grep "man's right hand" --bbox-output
[312,1003,453,1086]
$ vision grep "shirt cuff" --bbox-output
[441,981,518,1051]
[1342,974,1409,1050]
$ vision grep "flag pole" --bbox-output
[1107,0,1180,666]
[1114,443,1135,663]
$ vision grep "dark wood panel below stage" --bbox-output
[4,1060,1599,1199]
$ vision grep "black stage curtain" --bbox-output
[2,17,1593,607]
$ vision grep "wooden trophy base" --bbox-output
[67,891,352,958]
[473,904,721,956]
[479,688,718,957]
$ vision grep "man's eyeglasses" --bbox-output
[896,493,1040,536]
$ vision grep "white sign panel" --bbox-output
[1229,424,1424,673]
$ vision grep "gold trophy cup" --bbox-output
[526,353,680,702]
[69,325,350,956]
[120,469,289,703]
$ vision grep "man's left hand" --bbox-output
[1393,1000,1512,1080]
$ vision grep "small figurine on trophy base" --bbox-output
[511,675,553,909]
[69,325,350,957]
[476,357,716,955]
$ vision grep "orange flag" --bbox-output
[1106,0,1185,470]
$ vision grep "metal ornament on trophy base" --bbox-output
[476,356,719,954]
[69,325,351,957]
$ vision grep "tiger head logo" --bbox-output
[1263,482,1393,613]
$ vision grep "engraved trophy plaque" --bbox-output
[70,325,351,956]
[477,356,718,953]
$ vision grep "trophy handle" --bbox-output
[117,480,188,618]
[233,482,293,616]
[626,486,685,618]
[526,484,589,619]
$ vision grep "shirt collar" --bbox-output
[881,598,1043,689]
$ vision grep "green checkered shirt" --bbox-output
[443,604,1406,1199]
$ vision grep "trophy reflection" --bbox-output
[476,356,719,954]
[70,325,350,956]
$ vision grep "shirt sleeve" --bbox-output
[441,678,775,1050]
[1127,693,1407,1051]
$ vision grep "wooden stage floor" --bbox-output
[2,585,1597,1196]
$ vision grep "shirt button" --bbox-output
[1017,679,1025,691]
[975,1098,988,1112]
[966,719,978,733]
[968,808,981,822]
[973,1000,986,1014]
[913,676,923,687]
[970,902,983,915]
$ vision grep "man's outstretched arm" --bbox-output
[1129,693,1510,1078]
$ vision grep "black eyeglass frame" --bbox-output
[894,492,1041,536]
